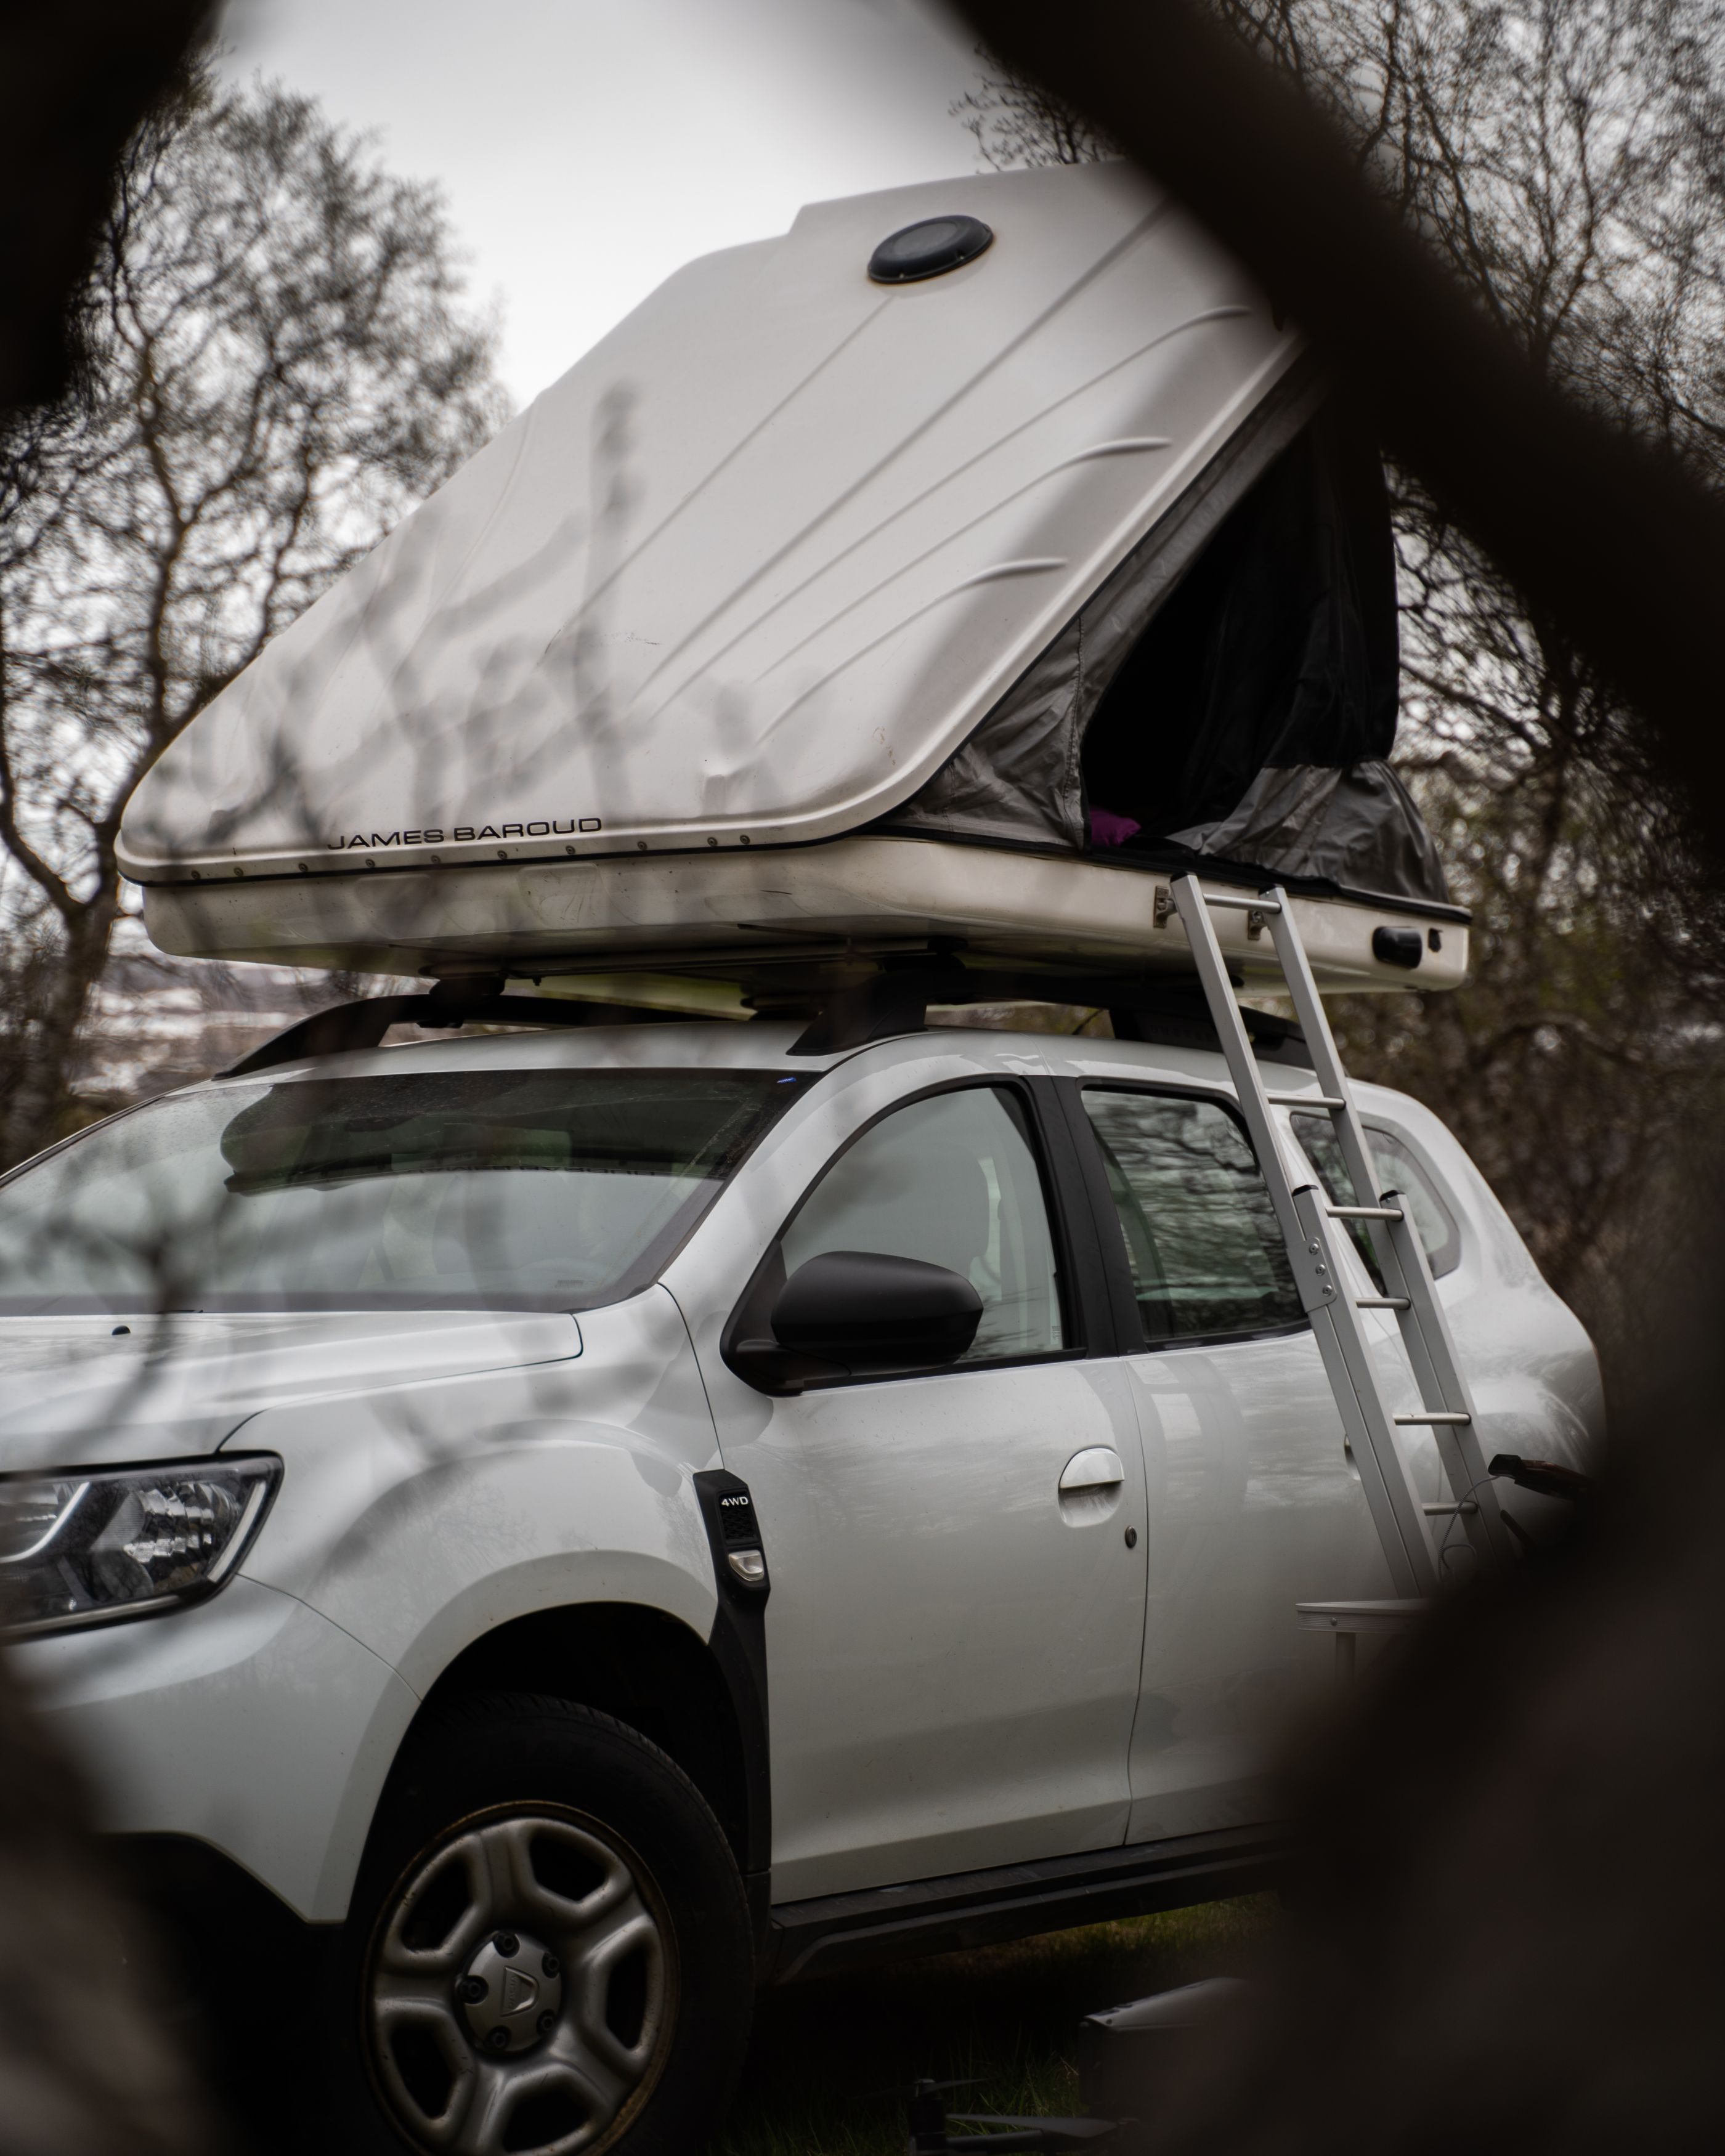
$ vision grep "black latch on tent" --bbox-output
[1371,926,1423,969]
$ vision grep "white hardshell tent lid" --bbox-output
[120,161,1300,878]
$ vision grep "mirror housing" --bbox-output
[731,1249,983,1390]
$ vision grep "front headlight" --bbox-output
[0,1454,281,1638]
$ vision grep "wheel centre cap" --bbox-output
[457,1927,564,2054]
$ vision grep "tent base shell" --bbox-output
[142,835,1467,999]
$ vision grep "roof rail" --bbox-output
[222,978,684,1077]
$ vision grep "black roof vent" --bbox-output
[867,214,993,284]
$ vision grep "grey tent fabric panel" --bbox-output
[1167,759,1450,902]
[898,617,1088,848]
[897,365,1323,848]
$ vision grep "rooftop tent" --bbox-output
[895,387,1448,904]
[118,158,1459,989]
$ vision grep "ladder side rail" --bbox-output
[1261,890,1511,1570]
[1265,899,1451,1403]
[1171,876,1440,1599]
[1375,1198,1514,1569]
[1294,1200,1443,1600]
[1257,890,1426,1324]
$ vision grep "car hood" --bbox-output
[0,1310,582,1469]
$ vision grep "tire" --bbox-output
[311,1694,754,2156]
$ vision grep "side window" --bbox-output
[779,1087,1063,1365]
[1080,1090,1303,1345]
[1290,1115,1460,1284]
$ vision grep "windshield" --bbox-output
[0,1068,807,1315]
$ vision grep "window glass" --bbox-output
[1290,1115,1460,1284]
[1081,1089,1303,1344]
[780,1087,1063,1365]
[0,1069,805,1315]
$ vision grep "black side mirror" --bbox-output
[730,1250,982,1391]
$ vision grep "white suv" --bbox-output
[0,1018,1601,2155]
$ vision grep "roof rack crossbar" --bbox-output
[787,967,1306,1060]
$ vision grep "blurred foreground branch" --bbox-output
[954,3,1725,1363]
[0,1651,218,2156]
[949,2,1725,2146]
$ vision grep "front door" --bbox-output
[688,1076,1148,1903]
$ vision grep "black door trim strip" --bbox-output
[763,1821,1291,1984]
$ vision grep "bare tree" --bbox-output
[953,50,1118,167]
[957,1,1725,1357]
[0,70,507,1169]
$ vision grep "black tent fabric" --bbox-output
[893,393,1448,906]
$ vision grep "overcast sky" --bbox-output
[219,0,988,406]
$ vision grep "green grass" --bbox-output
[712,1897,1275,2156]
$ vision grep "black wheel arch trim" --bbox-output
[692,1468,773,1956]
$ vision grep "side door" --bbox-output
[1060,1081,1389,1842]
[679,1069,1149,1903]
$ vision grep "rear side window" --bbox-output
[1080,1089,1303,1345]
[1290,1115,1460,1284]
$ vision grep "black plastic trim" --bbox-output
[1025,1074,1123,1361]
[692,1470,773,1910]
[1050,1080,1148,1356]
[763,1822,1291,1984]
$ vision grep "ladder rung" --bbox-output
[1266,1092,1345,1108]
[1422,1501,1479,1517]
[1394,1411,1472,1425]
[1356,1296,1411,1310]
[1328,1204,1403,1220]
[1201,893,1283,915]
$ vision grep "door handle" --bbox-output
[1059,1446,1125,1493]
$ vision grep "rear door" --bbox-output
[1060,1080,1387,1841]
[675,1063,1149,1902]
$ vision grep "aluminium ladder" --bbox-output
[1171,873,1512,1599]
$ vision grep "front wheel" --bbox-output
[323,1695,753,2156]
